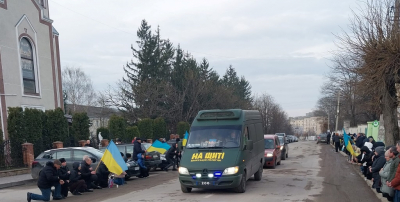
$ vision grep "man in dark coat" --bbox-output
[69,162,87,195]
[370,146,386,192]
[80,155,100,190]
[27,160,64,201]
[58,158,70,198]
[326,132,331,145]
[96,162,110,188]
[133,138,146,161]
[333,133,343,152]
[164,143,177,171]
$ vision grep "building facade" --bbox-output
[290,115,326,136]
[0,0,63,139]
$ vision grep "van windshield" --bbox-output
[186,125,242,148]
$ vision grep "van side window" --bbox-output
[248,124,256,140]
[244,127,249,140]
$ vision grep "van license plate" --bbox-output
[197,181,213,186]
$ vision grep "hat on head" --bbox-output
[176,138,181,142]
[136,137,141,141]
[59,158,66,163]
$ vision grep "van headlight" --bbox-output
[266,153,273,157]
[178,167,189,175]
[223,166,239,175]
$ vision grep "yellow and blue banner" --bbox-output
[182,131,189,147]
[146,140,171,154]
[343,129,355,156]
[100,140,128,175]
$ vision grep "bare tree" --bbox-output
[62,66,96,113]
[334,0,400,145]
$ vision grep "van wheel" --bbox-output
[234,172,246,193]
[181,184,192,193]
[254,164,263,180]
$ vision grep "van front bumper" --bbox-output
[179,174,242,189]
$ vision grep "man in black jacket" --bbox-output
[333,133,343,152]
[164,143,177,171]
[80,155,101,190]
[27,160,64,202]
[355,133,365,148]
[58,158,70,198]
[69,162,86,195]
[133,138,146,161]
[326,132,331,145]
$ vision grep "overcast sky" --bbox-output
[49,0,361,117]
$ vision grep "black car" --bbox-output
[278,136,289,160]
[31,147,140,180]
[100,143,162,171]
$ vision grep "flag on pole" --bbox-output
[146,140,171,154]
[182,131,189,146]
[100,140,128,175]
[343,129,355,156]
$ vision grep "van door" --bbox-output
[247,124,257,175]
[243,126,252,179]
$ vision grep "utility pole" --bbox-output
[335,91,341,133]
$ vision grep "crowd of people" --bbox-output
[328,132,400,202]
[26,137,183,202]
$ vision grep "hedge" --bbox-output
[138,118,153,139]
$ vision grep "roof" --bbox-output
[66,104,119,118]
[52,26,59,36]
[264,134,277,139]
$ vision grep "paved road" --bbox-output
[0,141,380,202]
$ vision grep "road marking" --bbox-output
[204,194,213,198]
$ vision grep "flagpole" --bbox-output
[94,159,102,172]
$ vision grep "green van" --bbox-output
[178,109,265,193]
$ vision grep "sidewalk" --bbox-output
[0,173,34,189]
[330,144,388,202]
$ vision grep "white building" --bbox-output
[0,0,63,139]
[290,114,326,135]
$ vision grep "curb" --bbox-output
[0,179,36,189]
[330,144,388,202]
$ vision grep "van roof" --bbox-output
[264,134,277,139]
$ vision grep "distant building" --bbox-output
[0,0,63,139]
[289,114,326,135]
[66,104,119,138]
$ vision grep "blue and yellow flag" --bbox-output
[146,140,171,154]
[100,140,128,175]
[343,129,355,156]
[182,131,189,147]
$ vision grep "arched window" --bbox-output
[20,38,36,94]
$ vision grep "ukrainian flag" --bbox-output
[100,140,128,175]
[146,140,171,154]
[182,131,189,147]
[343,129,355,156]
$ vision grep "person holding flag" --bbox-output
[343,129,355,157]
[97,140,128,182]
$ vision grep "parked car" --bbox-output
[31,147,140,180]
[317,133,328,144]
[263,135,282,169]
[293,136,298,142]
[287,135,294,143]
[100,143,162,171]
[278,136,289,160]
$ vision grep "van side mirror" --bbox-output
[247,140,253,151]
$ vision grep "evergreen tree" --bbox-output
[126,126,140,142]
[71,112,90,145]
[177,121,190,137]
[138,118,153,139]
[7,107,24,166]
[108,115,127,142]
[24,108,44,156]
[96,127,110,140]
[153,117,166,139]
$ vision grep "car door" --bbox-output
[55,150,72,170]
[72,150,99,169]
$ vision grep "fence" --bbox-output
[0,140,25,170]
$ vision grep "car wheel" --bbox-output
[234,172,246,193]
[254,164,263,180]
[181,184,192,193]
